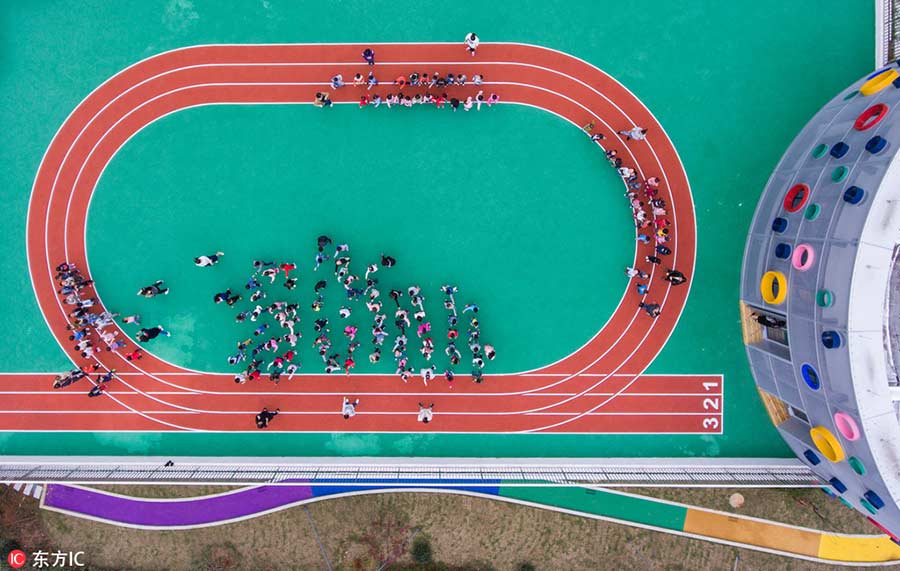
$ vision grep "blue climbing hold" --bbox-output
[830,142,850,158]
[804,449,821,465]
[822,330,842,349]
[844,186,865,205]
[829,477,848,494]
[866,136,887,154]
[864,490,885,510]
[775,243,792,259]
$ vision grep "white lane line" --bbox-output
[0,410,721,416]
[0,391,722,398]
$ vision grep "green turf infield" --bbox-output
[87,104,633,374]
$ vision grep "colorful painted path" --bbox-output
[40,482,900,565]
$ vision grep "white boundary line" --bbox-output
[0,391,721,397]
[0,410,721,416]
[0,432,721,436]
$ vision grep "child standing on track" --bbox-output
[342,397,360,419]
[618,126,648,141]
[465,33,480,56]
[663,269,688,285]
[638,302,661,318]
[417,402,435,423]
[255,407,279,429]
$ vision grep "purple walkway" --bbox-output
[43,483,313,527]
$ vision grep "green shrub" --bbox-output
[410,536,433,564]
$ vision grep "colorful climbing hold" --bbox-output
[844,186,865,204]
[760,271,787,305]
[783,184,809,212]
[801,364,820,390]
[860,69,899,96]
[854,103,889,131]
[811,426,845,462]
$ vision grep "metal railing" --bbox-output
[880,0,899,65]
[0,459,822,487]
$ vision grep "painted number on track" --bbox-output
[702,381,719,391]
[702,417,719,430]
[702,397,720,411]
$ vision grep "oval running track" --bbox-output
[18,42,718,434]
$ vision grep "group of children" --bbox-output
[316,38,498,113]
[52,261,145,396]
[321,69,501,112]
[50,232,496,428]
[219,235,495,428]
[580,122,690,319]
[214,236,495,395]
[385,284,495,388]
[223,258,304,385]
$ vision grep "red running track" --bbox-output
[18,42,720,434]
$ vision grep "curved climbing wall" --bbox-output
[741,65,900,539]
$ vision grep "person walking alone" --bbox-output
[255,407,279,429]
[618,126,648,141]
[342,397,360,419]
[417,402,435,424]
[465,33,480,56]
[137,280,168,297]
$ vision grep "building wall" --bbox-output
[741,65,900,538]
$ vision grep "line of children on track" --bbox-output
[53,261,138,396]
[327,66,499,112]
[582,122,690,319]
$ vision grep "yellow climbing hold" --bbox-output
[760,271,787,305]
[860,69,899,96]
[810,426,845,463]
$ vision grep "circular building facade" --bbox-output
[741,65,900,539]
